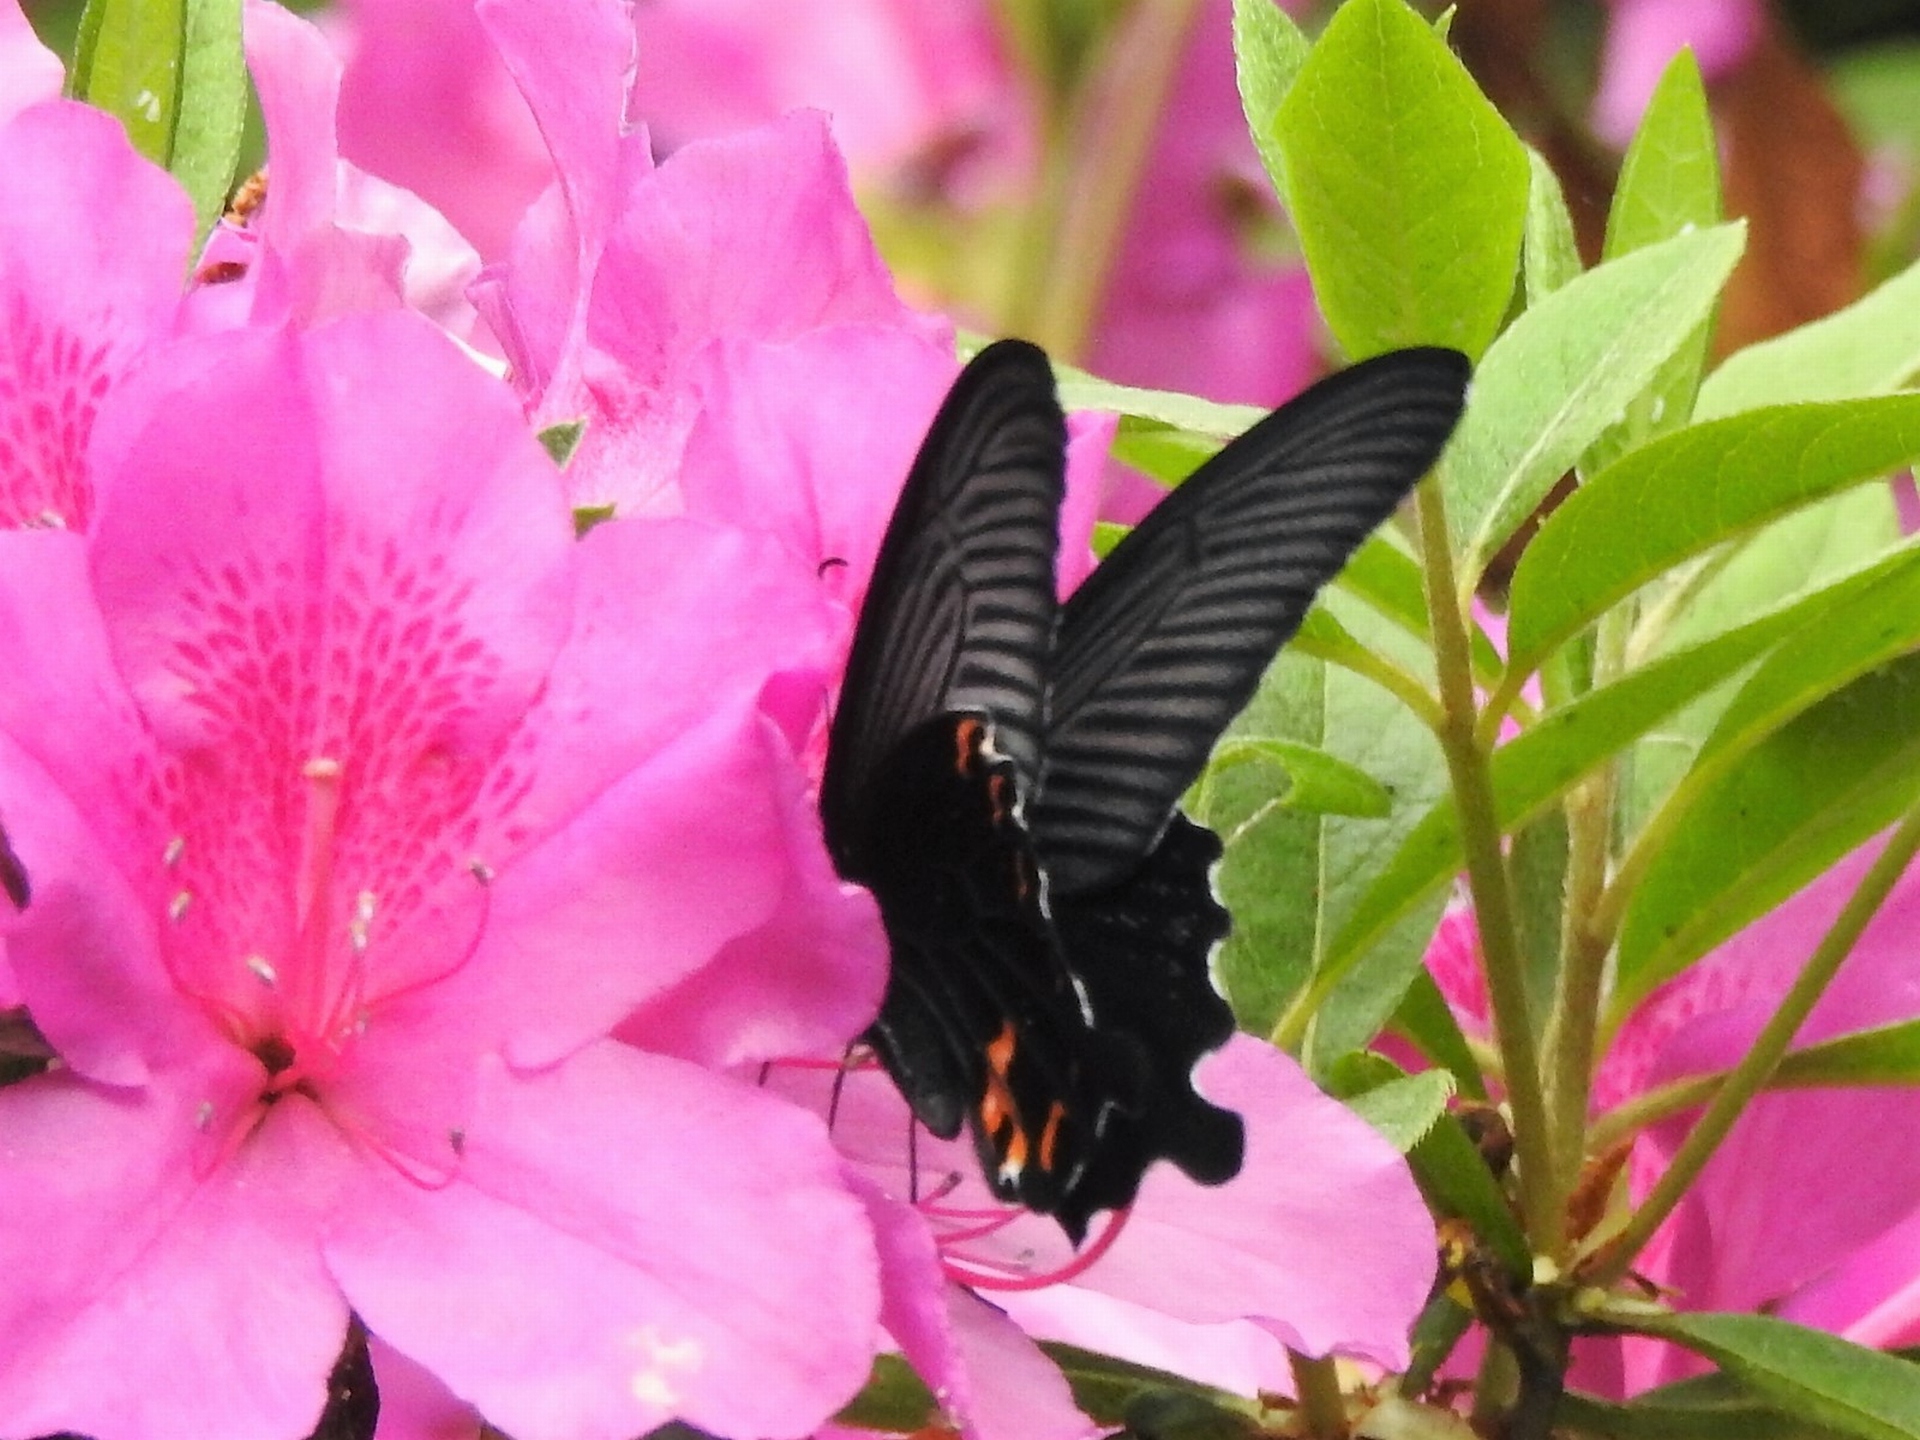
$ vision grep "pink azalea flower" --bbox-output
[1423,841,1920,1393]
[0,311,882,1440]
[764,1035,1436,1440]
[196,1,486,339]
[477,97,937,514]
[629,0,1031,200]
[0,0,60,123]
[0,100,196,530]
[331,0,557,262]
[1087,0,1322,410]
[1591,0,1764,146]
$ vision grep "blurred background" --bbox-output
[24,0,1920,409]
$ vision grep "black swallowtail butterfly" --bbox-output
[820,339,1470,1242]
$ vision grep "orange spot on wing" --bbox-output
[953,717,982,774]
[1038,1103,1066,1172]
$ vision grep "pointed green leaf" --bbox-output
[172,0,244,239]
[1698,251,1920,419]
[1632,1313,1920,1440]
[1613,653,1920,1016]
[1777,1019,1920,1088]
[1390,969,1489,1100]
[1325,1054,1530,1273]
[1585,49,1722,476]
[1319,590,1845,993]
[1507,395,1920,676]
[1234,0,1310,189]
[1207,737,1394,818]
[1446,223,1746,586]
[1274,0,1528,360]
[69,0,186,162]
[1603,51,1722,261]
[1523,147,1582,304]
[1342,1067,1457,1152]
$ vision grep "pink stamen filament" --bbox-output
[291,757,345,1025]
[941,1206,1133,1292]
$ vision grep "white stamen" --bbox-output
[468,858,494,886]
[163,836,185,868]
[245,954,278,986]
[195,1100,214,1131]
[168,890,192,923]
[348,890,376,955]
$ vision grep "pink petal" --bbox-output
[336,0,559,263]
[329,1043,880,1440]
[851,1173,1097,1440]
[0,1,62,124]
[0,1069,358,1440]
[1086,0,1321,408]
[0,101,194,528]
[244,0,413,324]
[85,315,574,1017]
[631,0,1029,192]
[677,323,961,610]
[552,111,933,511]
[500,514,838,838]
[1059,409,1118,596]
[962,1037,1438,1369]
[617,719,888,1069]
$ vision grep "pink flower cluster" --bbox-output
[0,2,1436,1438]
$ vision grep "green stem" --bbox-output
[1416,479,1561,1253]
[1288,1351,1348,1439]
[1293,634,1445,733]
[1589,801,1920,1284]
[1023,0,1201,360]
[1537,607,1631,1251]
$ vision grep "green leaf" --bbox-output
[1558,1386,1853,1440]
[1631,1313,1920,1440]
[1511,808,1569,1034]
[1206,737,1394,818]
[1444,223,1746,588]
[1584,49,1722,477]
[1777,1019,1920,1088]
[1053,364,1264,437]
[1273,0,1528,360]
[1507,396,1920,676]
[1196,614,1448,1051]
[1233,0,1310,190]
[1321,595,1829,992]
[1698,251,1920,419]
[69,0,186,162]
[1326,1054,1530,1274]
[1613,653,1920,1016]
[1110,419,1221,485]
[1389,968,1489,1100]
[1341,1066,1457,1151]
[833,1355,936,1432]
[70,0,244,241]
[1335,532,1505,683]
[1044,1343,1252,1430]
[1602,52,1722,261]
[171,0,245,240]
[1695,539,1920,773]
[1523,147,1582,304]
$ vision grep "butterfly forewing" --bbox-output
[819,340,1065,868]
[1032,347,1472,894]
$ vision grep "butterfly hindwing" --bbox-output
[819,340,1065,870]
[1034,347,1473,894]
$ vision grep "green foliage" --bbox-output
[69,0,244,240]
[1272,0,1529,360]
